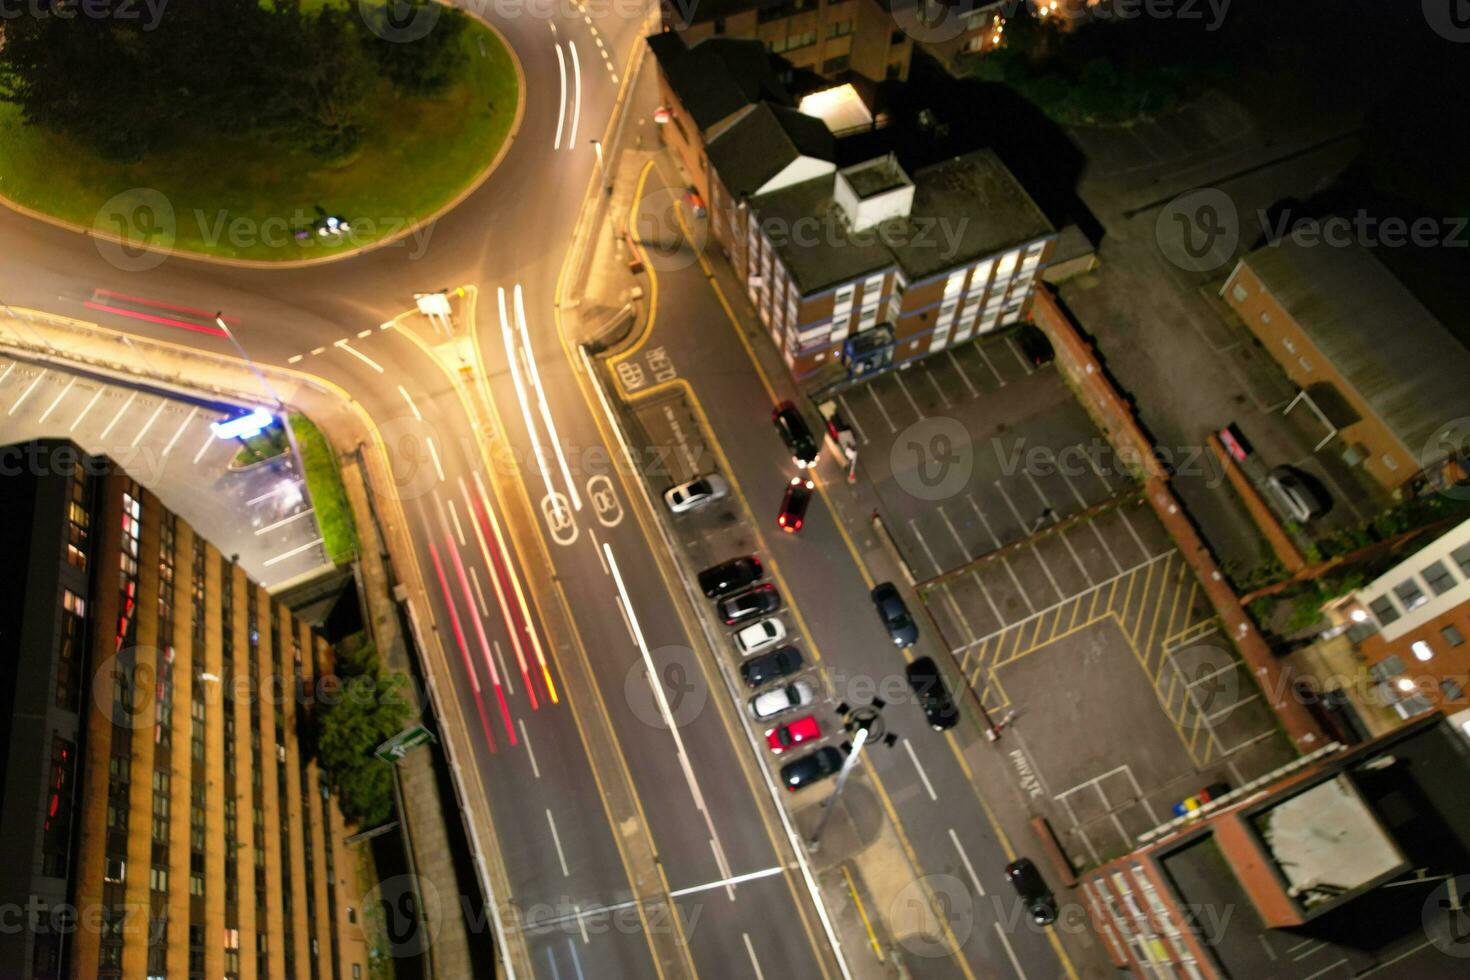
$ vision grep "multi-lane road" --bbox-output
[0,4,1093,979]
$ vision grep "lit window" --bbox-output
[1411,640,1434,662]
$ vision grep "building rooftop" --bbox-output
[647,32,793,132]
[707,103,834,199]
[1240,240,1470,454]
[798,83,875,135]
[749,148,1054,293]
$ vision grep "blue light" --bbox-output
[211,409,274,441]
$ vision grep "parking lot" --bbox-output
[919,491,1296,865]
[0,355,330,586]
[838,329,1127,581]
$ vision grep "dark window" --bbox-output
[823,55,850,72]
[713,17,725,33]
[1422,560,1457,596]
[56,590,87,711]
[886,61,903,80]
[42,738,76,878]
[1393,579,1427,611]
[891,30,905,45]
[1453,543,1470,579]
[1443,623,1466,648]
[1442,676,1464,703]
[1369,595,1400,626]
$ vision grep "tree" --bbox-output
[313,640,413,827]
[367,1,469,95]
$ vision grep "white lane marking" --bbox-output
[568,41,582,148]
[131,399,167,447]
[994,921,1028,979]
[447,497,467,546]
[587,527,608,574]
[742,933,766,980]
[469,565,490,616]
[567,936,588,973]
[161,406,198,457]
[398,384,423,420]
[311,346,325,356]
[615,594,638,645]
[255,508,314,536]
[99,391,136,441]
[263,537,324,567]
[247,479,302,505]
[519,719,541,779]
[904,740,938,801]
[604,543,734,884]
[425,436,446,482]
[38,377,76,423]
[492,639,514,697]
[9,368,48,415]
[892,369,923,420]
[554,42,567,149]
[334,339,385,373]
[546,809,570,876]
[499,287,563,521]
[545,947,563,980]
[514,284,582,510]
[71,387,104,431]
[948,828,985,896]
[191,430,216,465]
[667,866,785,898]
[357,328,373,338]
[710,837,736,901]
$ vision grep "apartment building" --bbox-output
[730,149,1056,380]
[0,439,366,980]
[1080,713,1470,978]
[1333,517,1470,720]
[1221,240,1470,493]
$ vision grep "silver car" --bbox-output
[663,473,729,514]
[749,680,815,720]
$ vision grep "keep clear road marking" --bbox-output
[948,828,985,896]
[519,719,541,779]
[334,339,384,373]
[743,933,767,980]
[904,740,938,801]
[546,809,570,876]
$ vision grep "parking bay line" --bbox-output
[866,383,898,433]
[263,537,324,567]
[98,391,136,441]
[973,344,1007,387]
[254,508,314,536]
[7,367,47,415]
[131,399,167,448]
[909,519,944,578]
[38,376,76,424]
[892,369,923,419]
[71,388,104,431]
[937,504,975,563]
[160,406,198,457]
[904,740,938,801]
[836,393,869,445]
[923,365,953,408]
[945,349,979,398]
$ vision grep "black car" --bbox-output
[698,555,762,599]
[780,746,845,792]
[1004,858,1058,926]
[905,656,959,731]
[1013,324,1055,366]
[871,582,919,647]
[718,583,781,625]
[772,400,819,468]
[741,645,804,688]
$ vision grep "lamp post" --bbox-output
[590,139,611,195]
[216,313,284,409]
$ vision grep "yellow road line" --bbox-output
[841,865,884,962]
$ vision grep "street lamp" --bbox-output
[216,313,284,409]
[590,139,611,196]
[808,701,895,852]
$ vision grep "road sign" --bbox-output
[374,724,436,762]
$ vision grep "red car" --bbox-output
[765,715,821,755]
[778,477,814,533]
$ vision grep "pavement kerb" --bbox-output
[0,8,525,271]
[0,305,533,979]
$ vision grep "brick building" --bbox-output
[0,440,366,979]
[1221,241,1470,493]
[1080,713,1470,978]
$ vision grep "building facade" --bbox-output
[0,440,366,980]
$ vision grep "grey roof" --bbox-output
[707,104,834,199]
[749,148,1055,294]
[646,32,791,132]
[1242,240,1470,452]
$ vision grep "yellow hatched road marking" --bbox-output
[1139,555,1177,660]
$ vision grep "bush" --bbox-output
[313,638,413,827]
[290,413,358,565]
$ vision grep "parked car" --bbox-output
[772,400,819,468]
[1172,781,1231,818]
[766,714,821,755]
[1013,325,1055,366]
[1266,465,1330,522]
[719,583,781,625]
[778,477,814,533]
[698,555,762,599]
[734,618,786,656]
[663,473,729,514]
[905,656,959,731]
[780,746,845,792]
[750,680,815,720]
[1004,858,1058,926]
[871,582,919,647]
[741,645,804,688]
